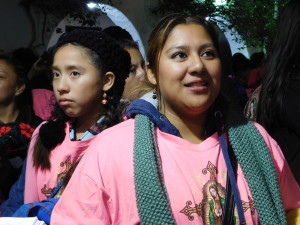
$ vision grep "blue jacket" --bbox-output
[0,160,26,216]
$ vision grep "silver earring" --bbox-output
[152,89,157,99]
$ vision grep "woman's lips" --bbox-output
[184,80,209,91]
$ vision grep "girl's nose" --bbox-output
[54,75,70,94]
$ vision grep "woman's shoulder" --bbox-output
[251,121,276,144]
[100,118,135,139]
[83,119,136,154]
[77,119,136,173]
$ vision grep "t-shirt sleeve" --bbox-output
[24,125,42,203]
[254,122,300,211]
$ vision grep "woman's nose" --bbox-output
[188,54,205,75]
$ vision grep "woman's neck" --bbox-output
[163,110,207,144]
[0,103,19,123]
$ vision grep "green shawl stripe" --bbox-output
[134,114,176,224]
[227,120,286,225]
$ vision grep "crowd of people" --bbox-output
[0,0,299,224]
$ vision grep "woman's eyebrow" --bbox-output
[165,43,215,54]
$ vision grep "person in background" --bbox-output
[231,52,252,107]
[103,26,146,100]
[28,51,56,121]
[257,0,300,186]
[0,52,42,204]
[52,14,300,225]
[217,30,244,114]
[0,50,51,216]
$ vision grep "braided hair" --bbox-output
[33,29,131,170]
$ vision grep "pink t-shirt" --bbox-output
[24,122,99,203]
[52,119,300,225]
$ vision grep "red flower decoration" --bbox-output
[19,123,34,138]
[0,126,12,137]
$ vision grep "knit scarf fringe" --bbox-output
[134,114,286,225]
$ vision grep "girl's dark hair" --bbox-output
[257,0,300,130]
[33,29,131,170]
[103,26,140,51]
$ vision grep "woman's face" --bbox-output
[122,47,145,99]
[52,44,105,120]
[148,24,221,117]
[0,60,22,106]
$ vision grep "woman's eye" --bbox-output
[201,50,216,58]
[172,52,187,59]
[130,67,136,75]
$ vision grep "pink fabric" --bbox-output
[52,119,300,225]
[24,122,99,203]
[32,89,56,120]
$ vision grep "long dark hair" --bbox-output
[257,0,300,130]
[33,30,131,170]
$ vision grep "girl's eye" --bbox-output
[52,72,60,78]
[71,71,80,76]
[172,52,187,59]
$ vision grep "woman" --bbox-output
[0,53,42,203]
[52,14,300,225]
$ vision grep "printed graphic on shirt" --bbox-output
[41,157,72,198]
[180,161,239,224]
[242,196,256,215]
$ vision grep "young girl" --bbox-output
[20,29,130,204]
[52,15,300,225]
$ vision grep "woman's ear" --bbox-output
[15,83,25,96]
[146,63,157,85]
[102,72,115,92]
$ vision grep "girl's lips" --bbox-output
[59,99,72,106]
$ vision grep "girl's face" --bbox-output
[52,45,106,120]
[0,60,24,106]
[148,23,221,117]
